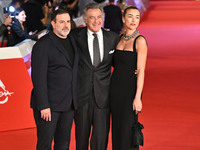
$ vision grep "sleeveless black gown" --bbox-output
[110,36,144,150]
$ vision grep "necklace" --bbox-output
[123,30,139,41]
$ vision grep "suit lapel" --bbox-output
[49,31,72,66]
[101,29,110,64]
[68,34,78,67]
[78,28,93,67]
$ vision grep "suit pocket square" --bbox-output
[109,50,115,54]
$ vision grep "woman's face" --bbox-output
[16,10,26,23]
[123,9,140,30]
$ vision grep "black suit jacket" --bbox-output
[103,5,123,33]
[31,30,79,112]
[71,27,119,108]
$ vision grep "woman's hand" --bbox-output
[38,32,46,39]
[29,30,37,35]
[133,98,142,115]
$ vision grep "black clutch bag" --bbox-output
[132,113,144,147]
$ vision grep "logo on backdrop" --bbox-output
[0,80,14,104]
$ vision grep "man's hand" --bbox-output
[40,108,51,121]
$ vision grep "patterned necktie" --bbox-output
[93,33,101,67]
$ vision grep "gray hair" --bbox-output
[83,3,104,19]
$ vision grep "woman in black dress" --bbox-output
[110,6,148,150]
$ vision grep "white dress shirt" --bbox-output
[87,29,104,64]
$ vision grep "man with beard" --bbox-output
[31,9,79,150]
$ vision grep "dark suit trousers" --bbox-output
[33,109,75,150]
[74,95,110,150]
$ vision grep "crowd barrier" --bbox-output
[0,39,35,131]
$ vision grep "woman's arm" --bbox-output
[12,21,38,40]
[132,36,148,113]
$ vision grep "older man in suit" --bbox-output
[31,9,78,150]
[71,3,119,150]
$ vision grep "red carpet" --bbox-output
[1,1,200,149]
[138,1,200,150]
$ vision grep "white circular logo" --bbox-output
[0,80,14,104]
